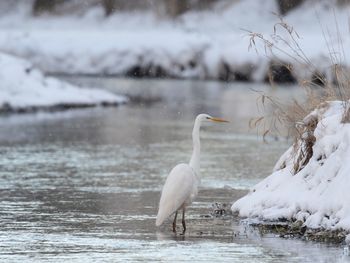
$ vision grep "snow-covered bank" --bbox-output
[0,0,348,83]
[232,101,350,233]
[0,53,127,113]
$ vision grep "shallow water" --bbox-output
[0,78,348,262]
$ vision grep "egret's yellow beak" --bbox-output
[209,117,229,123]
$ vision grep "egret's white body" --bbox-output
[156,114,228,232]
[156,164,198,227]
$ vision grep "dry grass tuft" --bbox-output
[246,15,350,174]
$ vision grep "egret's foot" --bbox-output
[182,220,186,234]
[181,208,186,234]
[172,211,178,233]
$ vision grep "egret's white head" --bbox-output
[196,113,229,123]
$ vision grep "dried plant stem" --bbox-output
[246,15,350,173]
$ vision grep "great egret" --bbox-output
[156,113,229,233]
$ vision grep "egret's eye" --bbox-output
[206,117,210,119]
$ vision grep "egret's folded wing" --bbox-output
[156,163,195,226]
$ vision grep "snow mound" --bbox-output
[0,53,127,112]
[232,101,350,230]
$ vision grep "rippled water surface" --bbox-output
[0,78,348,262]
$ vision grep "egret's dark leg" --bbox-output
[172,211,178,232]
[182,208,186,234]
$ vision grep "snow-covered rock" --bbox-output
[0,53,127,112]
[232,101,350,230]
[0,0,348,82]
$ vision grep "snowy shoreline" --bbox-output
[232,100,350,243]
[0,53,127,114]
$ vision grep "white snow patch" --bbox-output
[232,101,350,231]
[0,53,127,111]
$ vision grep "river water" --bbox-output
[0,78,348,262]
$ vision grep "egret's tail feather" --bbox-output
[156,210,165,226]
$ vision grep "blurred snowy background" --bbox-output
[0,0,350,112]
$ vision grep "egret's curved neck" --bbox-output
[189,118,201,175]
